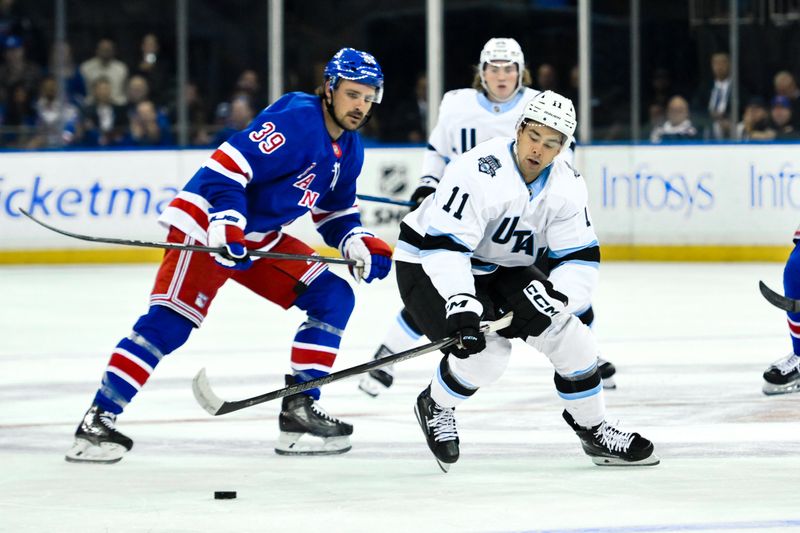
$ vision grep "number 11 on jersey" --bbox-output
[443,186,469,220]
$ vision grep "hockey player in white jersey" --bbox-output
[359,37,616,397]
[393,90,658,471]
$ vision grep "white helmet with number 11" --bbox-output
[517,90,577,148]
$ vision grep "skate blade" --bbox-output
[762,381,800,396]
[590,453,660,467]
[435,459,451,473]
[602,376,617,390]
[65,438,126,464]
[274,432,352,456]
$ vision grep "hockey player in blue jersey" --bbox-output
[65,48,393,463]
[762,227,800,395]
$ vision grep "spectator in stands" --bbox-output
[770,95,799,140]
[80,38,128,105]
[773,70,800,128]
[133,33,169,106]
[0,35,41,103]
[125,74,150,118]
[214,69,263,126]
[536,63,558,92]
[693,52,734,140]
[736,96,775,141]
[166,81,210,146]
[80,77,127,146]
[27,74,79,148]
[211,95,253,146]
[0,81,35,146]
[48,41,85,107]
[382,72,426,143]
[121,99,172,146]
[650,95,698,143]
[649,67,673,111]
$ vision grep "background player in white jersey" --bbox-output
[359,37,616,397]
[393,91,657,471]
[762,226,800,394]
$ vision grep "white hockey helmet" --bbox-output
[516,90,577,146]
[479,38,525,100]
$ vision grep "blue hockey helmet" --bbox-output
[324,48,384,103]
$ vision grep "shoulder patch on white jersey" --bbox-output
[477,155,502,177]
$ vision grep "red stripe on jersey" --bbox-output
[245,231,279,249]
[109,353,151,386]
[311,210,334,224]
[788,319,800,335]
[211,149,250,181]
[291,347,337,367]
[169,197,210,230]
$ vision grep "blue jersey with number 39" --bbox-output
[159,92,365,250]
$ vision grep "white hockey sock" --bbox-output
[562,389,605,429]
[380,311,423,354]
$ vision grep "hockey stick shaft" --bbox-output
[192,312,513,416]
[759,280,800,313]
[18,209,360,267]
[356,194,415,207]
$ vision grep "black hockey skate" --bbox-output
[562,410,659,466]
[65,404,133,464]
[762,353,800,395]
[414,385,459,473]
[275,376,353,456]
[358,344,395,397]
[598,357,617,390]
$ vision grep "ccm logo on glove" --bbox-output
[523,280,566,316]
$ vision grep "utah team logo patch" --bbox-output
[477,155,501,177]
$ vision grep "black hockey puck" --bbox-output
[214,491,236,500]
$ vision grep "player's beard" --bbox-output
[338,109,366,131]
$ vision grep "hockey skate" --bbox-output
[275,377,353,456]
[598,358,617,390]
[414,385,459,473]
[562,410,659,466]
[762,353,800,395]
[358,344,395,397]
[65,404,133,464]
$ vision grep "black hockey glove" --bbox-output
[443,294,486,358]
[495,278,568,339]
[409,176,438,211]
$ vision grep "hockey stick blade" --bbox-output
[759,280,800,313]
[18,209,360,267]
[192,312,514,416]
[356,194,415,207]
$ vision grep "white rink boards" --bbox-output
[1,262,800,533]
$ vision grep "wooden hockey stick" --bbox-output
[192,312,514,416]
[18,209,361,267]
[759,280,800,313]
[356,193,415,207]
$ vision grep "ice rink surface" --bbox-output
[2,261,799,533]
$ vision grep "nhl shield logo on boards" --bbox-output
[379,164,409,196]
[477,155,501,177]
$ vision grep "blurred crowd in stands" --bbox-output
[0,10,798,148]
